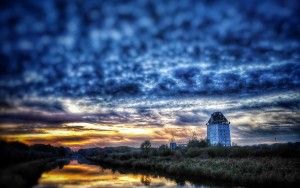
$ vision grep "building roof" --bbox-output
[207,112,229,125]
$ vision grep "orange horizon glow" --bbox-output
[0,122,206,150]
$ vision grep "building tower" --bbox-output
[206,112,231,146]
[169,137,177,150]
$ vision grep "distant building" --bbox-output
[169,142,177,150]
[206,112,231,146]
[169,139,177,150]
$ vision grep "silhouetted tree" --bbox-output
[158,144,172,156]
[140,140,151,154]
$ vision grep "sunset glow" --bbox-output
[1,91,299,149]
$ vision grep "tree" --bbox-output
[140,140,151,154]
[187,139,208,148]
[158,144,172,156]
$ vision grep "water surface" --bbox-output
[34,160,229,188]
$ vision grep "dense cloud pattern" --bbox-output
[0,0,299,148]
[0,0,299,98]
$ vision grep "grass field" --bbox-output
[84,142,300,186]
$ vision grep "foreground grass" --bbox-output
[0,158,69,188]
[89,156,299,186]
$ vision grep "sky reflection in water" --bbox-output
[34,160,200,188]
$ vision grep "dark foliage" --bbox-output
[0,141,71,188]
[187,139,209,149]
[0,140,72,168]
[157,144,172,156]
[140,140,151,155]
[0,159,69,188]
[183,142,300,158]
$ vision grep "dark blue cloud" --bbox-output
[0,0,299,103]
[175,114,203,125]
[21,101,65,112]
[0,110,132,125]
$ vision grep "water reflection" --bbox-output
[141,175,151,186]
[35,160,232,188]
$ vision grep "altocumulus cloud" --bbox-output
[0,0,299,98]
[0,0,299,147]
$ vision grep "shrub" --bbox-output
[174,150,183,159]
[140,140,151,155]
[187,139,208,148]
[185,147,202,157]
[158,144,172,156]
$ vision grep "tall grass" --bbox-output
[89,156,299,186]
[83,142,300,186]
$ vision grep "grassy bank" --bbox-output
[83,142,300,187]
[89,156,299,186]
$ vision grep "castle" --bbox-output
[206,112,231,146]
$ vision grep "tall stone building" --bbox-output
[206,112,231,146]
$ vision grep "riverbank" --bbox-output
[82,142,300,187]
[88,156,299,187]
[0,158,70,188]
[0,141,72,188]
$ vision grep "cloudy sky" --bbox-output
[0,0,299,149]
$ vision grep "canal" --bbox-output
[34,159,235,188]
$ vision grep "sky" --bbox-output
[0,0,299,150]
